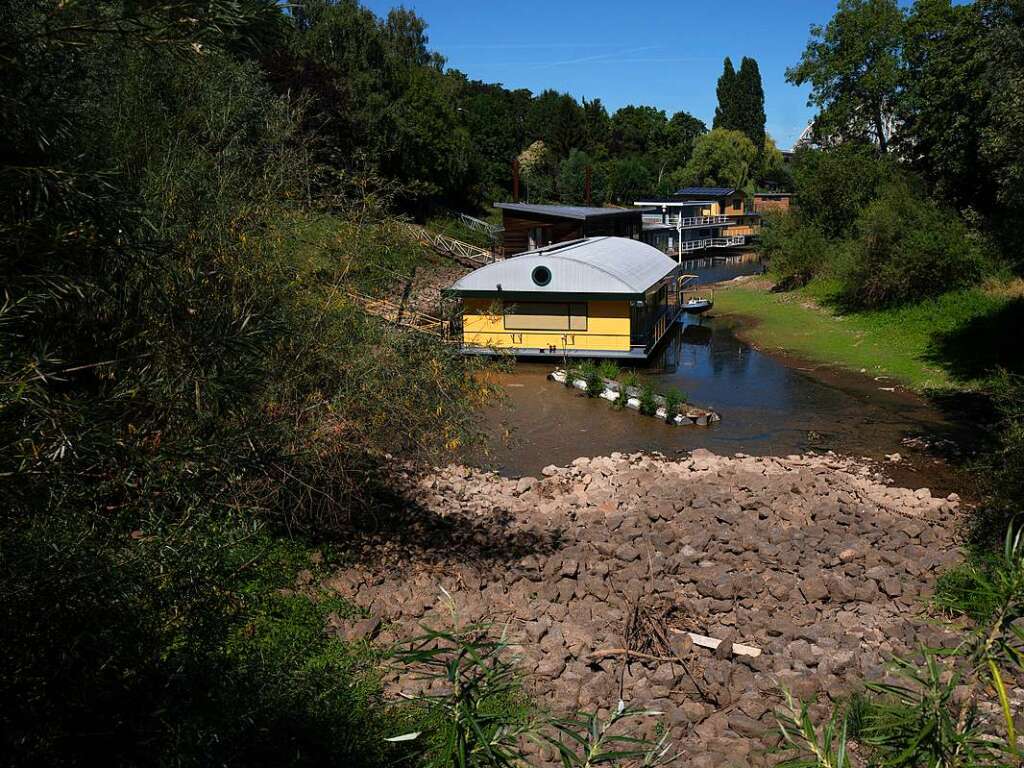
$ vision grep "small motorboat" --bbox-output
[682,296,714,314]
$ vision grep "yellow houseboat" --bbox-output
[445,237,683,360]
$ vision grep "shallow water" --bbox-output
[467,254,970,495]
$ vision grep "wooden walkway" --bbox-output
[400,222,501,268]
[347,289,452,339]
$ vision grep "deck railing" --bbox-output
[674,236,746,255]
[642,214,734,229]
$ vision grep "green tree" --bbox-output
[609,105,669,157]
[713,57,739,130]
[683,128,757,189]
[735,57,767,169]
[559,149,603,205]
[899,0,1024,267]
[581,97,611,154]
[786,0,905,153]
[604,157,652,204]
[790,143,897,237]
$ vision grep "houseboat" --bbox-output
[495,203,645,255]
[445,237,683,360]
[634,186,760,258]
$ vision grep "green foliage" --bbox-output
[619,370,641,391]
[791,144,899,238]
[839,181,990,308]
[762,212,831,289]
[683,129,758,190]
[715,57,766,173]
[559,149,603,205]
[597,360,620,381]
[541,704,674,768]
[390,622,535,768]
[1,2,492,763]
[975,371,1024,531]
[769,149,990,307]
[713,57,739,132]
[786,0,905,152]
[391,621,675,768]
[638,385,659,417]
[582,365,606,399]
[662,389,686,422]
[605,157,653,205]
[776,688,851,768]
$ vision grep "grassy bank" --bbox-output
[714,278,1023,391]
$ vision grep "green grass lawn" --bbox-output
[714,280,1022,392]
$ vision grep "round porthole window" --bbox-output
[531,265,552,286]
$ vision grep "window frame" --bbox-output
[502,301,588,332]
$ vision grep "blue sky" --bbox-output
[360,0,841,148]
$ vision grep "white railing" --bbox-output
[675,236,746,254]
[400,222,501,267]
[642,214,734,229]
[456,212,504,240]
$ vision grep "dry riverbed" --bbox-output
[323,450,971,766]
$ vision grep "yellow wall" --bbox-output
[462,298,631,352]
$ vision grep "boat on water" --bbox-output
[682,296,714,314]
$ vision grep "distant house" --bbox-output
[446,237,683,360]
[633,186,760,258]
[753,191,794,213]
[495,203,645,256]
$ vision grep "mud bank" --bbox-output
[321,450,980,765]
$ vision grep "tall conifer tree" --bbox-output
[737,57,767,170]
[713,57,738,130]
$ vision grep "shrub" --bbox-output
[638,385,659,416]
[619,370,640,391]
[582,366,605,398]
[662,388,687,422]
[762,212,831,289]
[838,181,990,308]
[597,359,620,381]
[974,370,1024,537]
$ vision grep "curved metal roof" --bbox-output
[449,237,677,296]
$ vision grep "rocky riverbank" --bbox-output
[323,450,966,766]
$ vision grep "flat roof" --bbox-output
[494,203,644,221]
[448,236,677,297]
[674,186,738,197]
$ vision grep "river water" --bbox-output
[467,253,971,496]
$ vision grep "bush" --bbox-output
[791,143,899,238]
[762,211,831,288]
[638,385,659,416]
[597,359,620,381]
[975,370,1024,535]
[582,367,605,398]
[838,182,990,308]
[619,370,640,390]
[662,388,687,422]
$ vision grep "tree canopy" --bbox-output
[786,0,905,152]
[683,129,758,190]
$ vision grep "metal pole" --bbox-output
[676,207,683,264]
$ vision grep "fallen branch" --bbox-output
[589,648,676,663]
